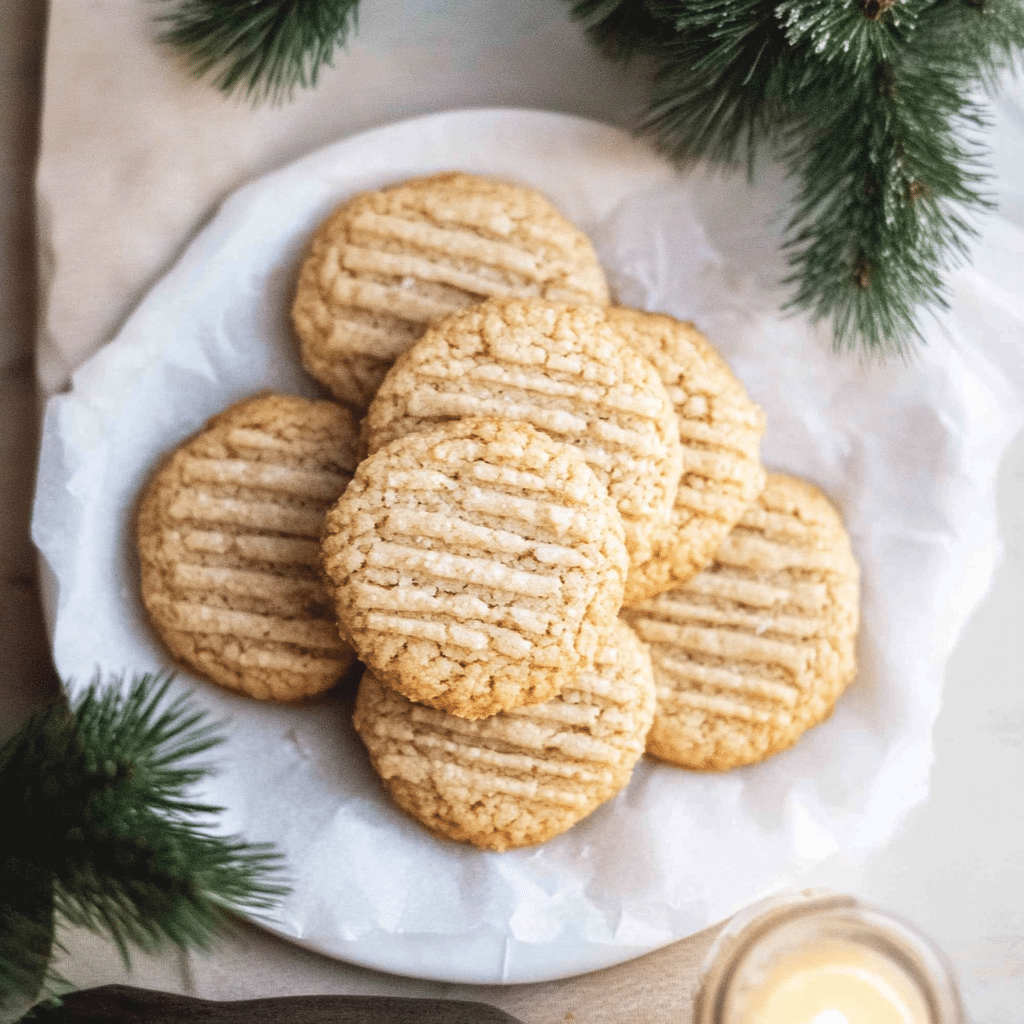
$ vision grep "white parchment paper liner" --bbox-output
[31,102,1024,984]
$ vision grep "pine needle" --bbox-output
[569,0,677,59]
[565,0,1024,357]
[780,0,996,355]
[155,0,361,104]
[0,673,287,1007]
[642,0,794,170]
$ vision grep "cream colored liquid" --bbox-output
[726,938,932,1024]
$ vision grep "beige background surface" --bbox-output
[5,1,1024,1021]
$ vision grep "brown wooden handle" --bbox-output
[30,985,526,1024]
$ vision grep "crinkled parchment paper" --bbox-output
[31,105,1024,983]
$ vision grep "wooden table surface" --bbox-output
[5,4,1024,1022]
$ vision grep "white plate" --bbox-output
[32,107,1024,984]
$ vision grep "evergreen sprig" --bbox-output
[776,0,998,353]
[155,0,360,103]
[570,0,1024,355]
[0,673,286,1008]
[569,0,679,58]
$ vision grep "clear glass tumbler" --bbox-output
[692,890,966,1024]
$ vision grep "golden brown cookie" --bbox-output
[362,297,683,566]
[321,417,629,720]
[353,618,656,850]
[621,473,859,770]
[292,172,610,410]
[605,307,766,606]
[137,392,360,701]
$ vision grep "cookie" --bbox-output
[605,307,766,606]
[321,417,629,719]
[353,618,656,851]
[292,171,610,410]
[621,473,859,770]
[137,392,360,701]
[362,298,683,566]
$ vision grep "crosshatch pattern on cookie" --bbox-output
[362,298,683,566]
[136,393,360,701]
[605,307,767,606]
[621,473,860,770]
[292,172,610,410]
[353,619,656,851]
[321,417,629,720]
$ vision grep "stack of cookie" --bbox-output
[136,172,860,852]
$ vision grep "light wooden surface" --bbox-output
[5,2,1024,1022]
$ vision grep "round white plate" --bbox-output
[32,107,1024,984]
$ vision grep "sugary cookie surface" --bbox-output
[362,297,683,567]
[321,417,629,719]
[621,473,859,770]
[292,171,610,410]
[605,307,766,606]
[353,618,656,850]
[136,393,360,701]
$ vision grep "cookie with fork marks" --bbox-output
[362,297,683,568]
[292,172,610,410]
[137,392,360,701]
[353,618,656,850]
[621,473,859,769]
[321,417,629,719]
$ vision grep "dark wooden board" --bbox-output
[30,986,525,1024]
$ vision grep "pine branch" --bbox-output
[0,674,287,1008]
[155,0,361,103]
[780,0,1000,353]
[567,0,1024,356]
[568,0,677,59]
[0,865,54,1011]
[643,0,794,168]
